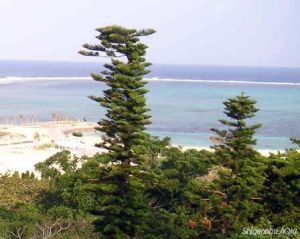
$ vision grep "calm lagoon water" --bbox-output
[0,60,299,150]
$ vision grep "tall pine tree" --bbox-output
[211,93,262,171]
[79,25,156,238]
[207,93,265,235]
[80,25,155,164]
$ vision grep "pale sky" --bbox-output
[0,0,299,67]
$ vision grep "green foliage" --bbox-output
[0,172,48,209]
[149,148,213,208]
[146,147,214,238]
[1,122,299,238]
[27,96,300,239]
[80,25,155,164]
[35,151,96,214]
[290,137,300,148]
[0,24,298,238]
[78,153,153,238]
[136,133,171,169]
[190,93,266,237]
[72,131,83,137]
[79,25,158,238]
[211,93,262,172]
[262,150,300,229]
[0,203,42,238]
[0,173,96,239]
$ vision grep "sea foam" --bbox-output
[0,76,90,84]
[147,77,300,86]
[0,76,300,86]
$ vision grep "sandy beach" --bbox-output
[179,146,286,156]
[0,121,287,174]
[0,121,104,174]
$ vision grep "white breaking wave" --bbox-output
[0,76,300,86]
[146,77,300,86]
[0,76,90,84]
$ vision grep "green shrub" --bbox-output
[72,131,83,137]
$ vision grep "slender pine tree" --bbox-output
[210,93,262,172]
[206,94,265,235]
[79,25,156,238]
[80,25,155,164]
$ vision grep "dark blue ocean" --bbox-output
[0,60,299,150]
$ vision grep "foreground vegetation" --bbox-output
[0,141,299,238]
[0,26,299,238]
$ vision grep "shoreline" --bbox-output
[0,121,292,174]
[1,76,300,86]
[178,145,286,157]
[0,121,104,174]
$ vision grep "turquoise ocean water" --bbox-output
[0,60,299,150]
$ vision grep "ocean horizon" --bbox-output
[0,60,299,150]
